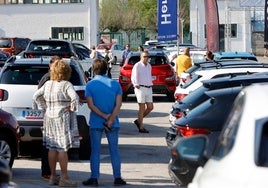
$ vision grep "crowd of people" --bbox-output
[29,42,216,187]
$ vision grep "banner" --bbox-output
[204,0,219,52]
[264,0,268,46]
[157,0,177,41]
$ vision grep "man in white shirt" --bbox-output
[131,51,153,133]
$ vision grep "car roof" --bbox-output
[127,51,167,57]
[202,71,268,88]
[213,51,257,61]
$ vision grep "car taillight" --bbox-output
[76,90,86,102]
[174,93,188,101]
[175,111,183,119]
[0,89,7,101]
[171,149,178,157]
[176,126,211,137]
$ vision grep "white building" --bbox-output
[0,1,99,47]
[190,0,264,52]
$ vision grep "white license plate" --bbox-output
[22,109,44,119]
[152,76,156,80]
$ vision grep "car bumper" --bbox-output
[165,126,177,149]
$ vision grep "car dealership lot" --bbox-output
[11,98,179,188]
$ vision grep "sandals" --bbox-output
[59,178,77,187]
[48,175,60,185]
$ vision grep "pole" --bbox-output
[177,0,180,54]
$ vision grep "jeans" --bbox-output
[90,127,121,179]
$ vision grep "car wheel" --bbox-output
[122,93,128,102]
[167,92,175,102]
[77,115,91,160]
[0,133,15,168]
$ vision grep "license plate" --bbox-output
[152,76,156,80]
[22,109,44,119]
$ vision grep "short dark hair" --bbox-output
[93,59,107,75]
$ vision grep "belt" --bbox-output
[140,85,152,88]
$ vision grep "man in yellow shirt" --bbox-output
[175,47,192,78]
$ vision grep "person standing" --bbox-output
[38,55,61,181]
[90,45,97,60]
[175,47,192,80]
[120,44,131,66]
[104,48,113,78]
[138,45,144,52]
[204,50,214,61]
[131,51,153,133]
[33,59,79,187]
[82,59,126,187]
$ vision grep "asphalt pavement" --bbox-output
[11,94,177,188]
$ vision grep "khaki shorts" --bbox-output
[134,87,153,103]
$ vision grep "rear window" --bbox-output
[27,42,71,52]
[0,39,12,48]
[0,64,84,85]
[128,55,168,66]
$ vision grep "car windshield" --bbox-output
[0,39,11,48]
[128,56,168,66]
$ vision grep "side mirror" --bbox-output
[176,135,208,164]
[170,62,175,66]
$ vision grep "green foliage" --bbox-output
[99,0,190,36]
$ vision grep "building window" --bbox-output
[0,0,83,4]
[204,24,237,38]
[51,27,84,41]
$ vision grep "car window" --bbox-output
[257,121,268,167]
[0,39,11,48]
[0,65,48,85]
[128,55,168,66]
[212,93,244,159]
[0,64,84,86]
[15,38,29,49]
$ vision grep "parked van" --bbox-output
[0,37,31,56]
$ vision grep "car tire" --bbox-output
[77,115,91,160]
[0,133,16,168]
[122,93,128,102]
[167,92,175,102]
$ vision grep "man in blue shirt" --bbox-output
[83,59,126,187]
[120,44,131,66]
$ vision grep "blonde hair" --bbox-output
[50,59,71,81]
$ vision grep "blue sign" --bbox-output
[157,0,178,41]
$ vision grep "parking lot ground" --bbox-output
[12,98,178,188]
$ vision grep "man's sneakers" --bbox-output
[82,178,126,186]
[114,178,127,186]
[134,119,149,133]
[82,178,98,187]
[139,128,149,133]
[133,119,140,130]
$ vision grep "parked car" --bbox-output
[0,50,10,67]
[0,57,91,160]
[169,71,268,129]
[96,43,124,63]
[168,86,242,186]
[174,64,268,101]
[22,39,93,80]
[184,83,268,188]
[213,51,258,61]
[179,59,260,88]
[23,38,78,59]
[0,37,31,56]
[119,51,176,101]
[0,108,20,168]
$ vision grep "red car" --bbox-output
[119,51,176,101]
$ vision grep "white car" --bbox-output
[0,57,91,159]
[181,83,268,188]
[96,43,124,63]
[174,65,268,101]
